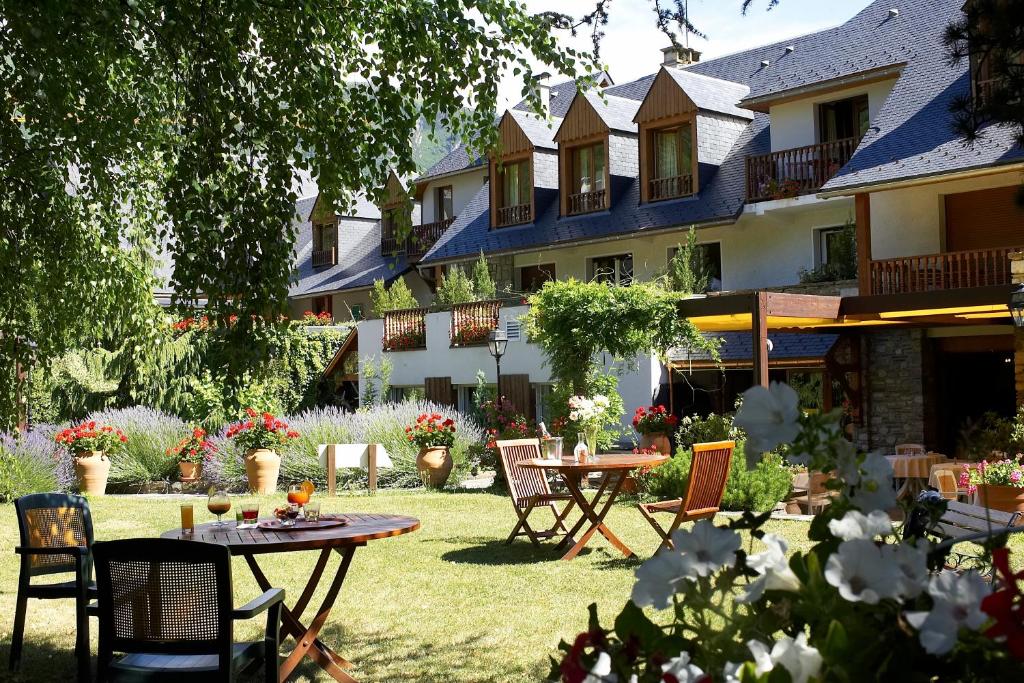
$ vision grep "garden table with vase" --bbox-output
[521,453,669,561]
[885,453,950,499]
[161,512,419,682]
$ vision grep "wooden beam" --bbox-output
[855,193,872,295]
[367,444,379,495]
[764,292,842,318]
[752,291,769,387]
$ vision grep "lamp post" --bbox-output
[487,329,508,397]
[1011,283,1024,328]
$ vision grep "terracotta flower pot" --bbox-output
[417,446,453,488]
[178,461,202,482]
[639,432,672,456]
[244,448,281,495]
[978,484,1024,521]
[74,450,111,496]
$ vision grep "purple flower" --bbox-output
[1011,470,1022,484]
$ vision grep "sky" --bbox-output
[497,0,874,108]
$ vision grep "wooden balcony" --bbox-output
[745,137,858,203]
[382,307,427,351]
[450,299,503,347]
[496,203,531,227]
[381,217,454,259]
[868,245,1023,295]
[312,247,337,268]
[649,174,694,202]
[567,189,607,216]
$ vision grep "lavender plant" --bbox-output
[0,429,62,501]
[85,407,185,487]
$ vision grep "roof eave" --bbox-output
[739,63,906,112]
[818,159,1024,198]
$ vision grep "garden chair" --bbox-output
[933,469,961,501]
[496,439,576,547]
[895,443,927,455]
[637,440,735,551]
[89,538,284,682]
[11,492,96,681]
[802,471,836,514]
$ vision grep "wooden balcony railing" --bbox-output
[745,136,858,203]
[567,189,607,216]
[312,247,337,268]
[496,203,531,227]
[381,217,454,259]
[649,174,694,202]
[868,245,1023,295]
[382,307,428,351]
[450,299,503,347]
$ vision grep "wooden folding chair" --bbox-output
[496,439,575,547]
[637,440,735,551]
[895,443,926,455]
[933,469,962,501]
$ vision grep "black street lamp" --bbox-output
[487,329,508,396]
[1011,283,1024,328]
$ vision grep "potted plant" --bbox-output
[632,405,678,455]
[54,421,128,496]
[167,426,217,482]
[406,412,456,487]
[226,408,300,494]
[567,395,610,457]
[960,459,1024,516]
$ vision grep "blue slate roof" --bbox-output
[662,68,752,121]
[509,109,561,150]
[671,332,839,365]
[418,144,484,181]
[579,91,640,134]
[290,195,409,297]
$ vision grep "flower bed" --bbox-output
[384,329,426,351]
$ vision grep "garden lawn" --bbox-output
[1,491,1018,682]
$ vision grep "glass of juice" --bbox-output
[239,502,259,528]
[287,483,310,508]
[180,503,194,535]
[207,489,232,526]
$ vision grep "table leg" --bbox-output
[557,473,610,550]
[559,471,633,561]
[245,548,359,683]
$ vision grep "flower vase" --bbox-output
[74,450,110,496]
[244,448,281,494]
[585,427,600,459]
[417,446,453,488]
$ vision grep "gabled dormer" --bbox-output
[380,170,413,256]
[489,110,559,228]
[554,90,640,216]
[634,66,752,203]
[309,194,338,268]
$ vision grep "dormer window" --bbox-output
[649,124,694,201]
[435,185,454,222]
[567,141,608,215]
[495,157,532,227]
[312,218,338,268]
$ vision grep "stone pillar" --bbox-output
[1010,251,1024,406]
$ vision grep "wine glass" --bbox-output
[287,483,310,509]
[207,489,231,526]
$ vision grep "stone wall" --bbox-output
[855,329,926,452]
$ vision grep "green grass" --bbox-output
[1,491,1019,682]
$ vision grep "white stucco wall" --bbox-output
[419,168,487,224]
[510,197,853,291]
[869,171,1023,260]
[768,79,898,152]
[290,271,434,322]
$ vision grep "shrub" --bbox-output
[86,407,185,487]
[675,412,742,450]
[471,251,497,300]
[369,277,419,314]
[647,442,791,512]
[0,430,62,501]
[435,265,476,306]
[548,372,625,451]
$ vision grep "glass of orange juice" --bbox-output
[180,503,194,535]
[287,483,310,508]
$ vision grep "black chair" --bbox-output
[89,538,283,682]
[12,492,96,681]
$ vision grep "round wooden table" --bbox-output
[521,453,669,561]
[161,512,419,682]
[885,453,950,499]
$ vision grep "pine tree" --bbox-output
[435,266,476,306]
[471,251,497,300]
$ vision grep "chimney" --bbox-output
[661,45,701,68]
[533,71,552,113]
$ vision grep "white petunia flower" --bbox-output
[672,519,742,578]
[905,571,990,655]
[824,538,901,604]
[884,541,929,599]
[733,382,801,456]
[661,651,704,682]
[848,452,896,512]
[631,549,690,610]
[722,661,743,683]
[738,533,801,603]
[828,510,894,541]
[833,438,861,486]
[747,633,822,683]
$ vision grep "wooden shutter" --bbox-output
[424,377,454,407]
[499,374,531,415]
[945,186,1024,251]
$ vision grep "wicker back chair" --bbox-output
[895,443,927,455]
[11,493,96,679]
[91,538,284,682]
[637,441,735,551]
[496,439,575,546]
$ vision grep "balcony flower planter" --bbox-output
[452,323,493,347]
[977,484,1024,519]
[383,330,426,351]
[75,451,111,496]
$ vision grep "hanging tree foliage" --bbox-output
[0,1,598,429]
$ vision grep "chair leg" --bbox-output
[75,557,91,682]
[506,514,526,545]
[520,501,541,546]
[264,601,283,683]
[9,563,28,672]
[636,503,672,551]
